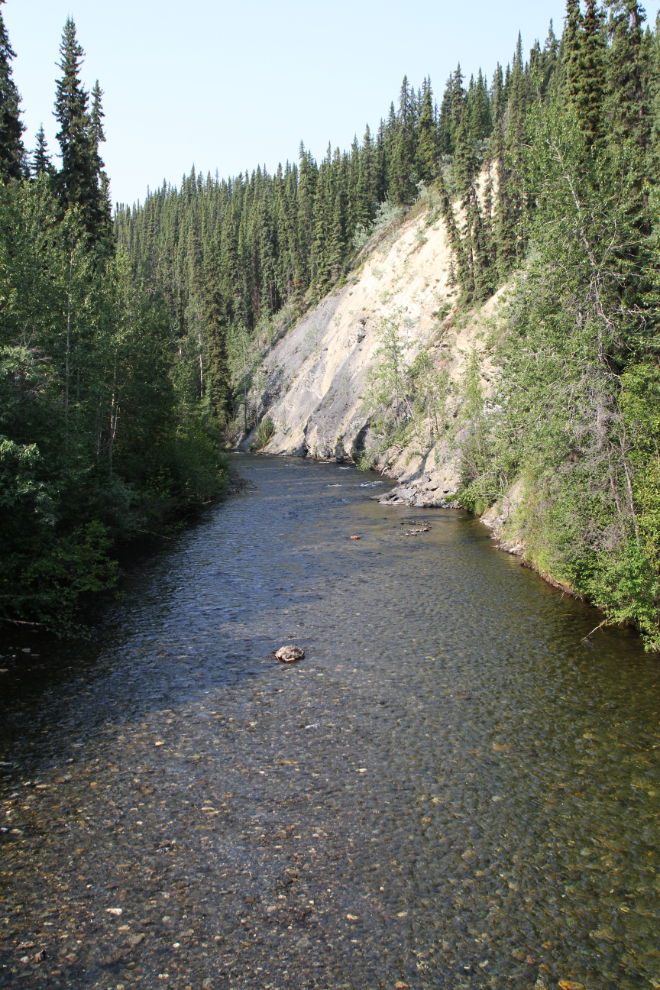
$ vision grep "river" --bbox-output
[1,455,659,990]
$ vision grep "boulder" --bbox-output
[275,644,305,663]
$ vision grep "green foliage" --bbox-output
[161,422,227,505]
[0,0,25,183]
[456,349,499,511]
[416,83,438,183]
[360,312,448,463]
[54,18,111,246]
[445,8,660,647]
[256,415,275,449]
[589,542,660,647]
[30,124,53,178]
[0,16,228,633]
[5,521,120,636]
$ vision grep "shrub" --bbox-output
[256,415,275,449]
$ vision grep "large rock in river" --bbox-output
[275,645,305,663]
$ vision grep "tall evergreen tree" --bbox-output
[54,18,107,242]
[449,64,466,149]
[605,0,651,152]
[438,75,454,154]
[89,80,113,238]
[388,76,417,204]
[355,124,375,228]
[0,0,25,182]
[415,81,437,183]
[491,64,504,125]
[565,0,584,105]
[467,69,492,141]
[538,20,560,97]
[566,0,606,148]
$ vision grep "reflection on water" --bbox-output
[1,454,659,990]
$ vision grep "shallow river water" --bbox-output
[1,455,659,990]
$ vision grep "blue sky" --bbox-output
[6,1,660,207]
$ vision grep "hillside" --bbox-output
[252,201,497,507]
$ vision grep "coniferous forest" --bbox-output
[4,0,660,644]
[0,7,226,632]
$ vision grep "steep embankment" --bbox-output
[254,204,503,510]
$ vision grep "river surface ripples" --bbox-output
[1,455,659,990]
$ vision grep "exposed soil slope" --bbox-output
[253,205,501,509]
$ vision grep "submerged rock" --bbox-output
[275,644,305,663]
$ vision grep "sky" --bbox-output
[6,0,660,208]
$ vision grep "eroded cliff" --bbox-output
[251,202,504,512]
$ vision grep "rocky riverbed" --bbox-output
[1,456,659,990]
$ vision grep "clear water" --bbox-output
[1,455,659,990]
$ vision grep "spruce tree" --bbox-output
[438,170,467,288]
[652,12,660,159]
[89,80,113,240]
[438,75,454,154]
[311,165,330,292]
[388,77,417,204]
[494,34,526,275]
[206,232,230,420]
[329,189,345,282]
[493,96,516,279]
[451,108,493,303]
[564,0,584,107]
[31,124,53,178]
[468,69,492,141]
[415,82,437,184]
[449,64,466,150]
[575,0,606,148]
[0,0,25,183]
[605,0,650,152]
[355,124,375,229]
[54,18,108,242]
[453,108,475,206]
[491,64,504,126]
[538,20,560,97]
[605,0,652,236]
[507,33,527,150]
[374,118,389,201]
[296,143,316,280]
